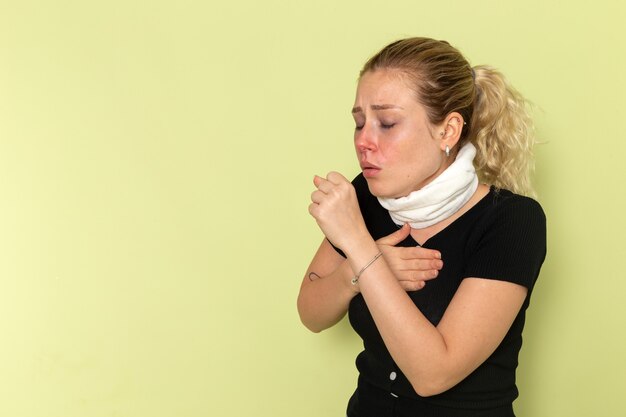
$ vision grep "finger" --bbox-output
[313,175,336,194]
[313,174,327,189]
[377,223,411,246]
[420,269,439,281]
[310,189,326,204]
[402,246,442,260]
[394,268,438,282]
[314,174,339,194]
[399,280,426,292]
[401,258,444,271]
[326,171,349,185]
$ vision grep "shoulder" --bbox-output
[464,187,547,289]
[489,187,543,211]
[482,187,546,230]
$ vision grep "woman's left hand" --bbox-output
[308,172,370,251]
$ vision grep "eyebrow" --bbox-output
[351,104,404,114]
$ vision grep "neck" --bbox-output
[377,143,479,229]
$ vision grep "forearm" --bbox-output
[343,237,452,395]
[297,259,359,333]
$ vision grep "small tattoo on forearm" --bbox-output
[308,271,321,281]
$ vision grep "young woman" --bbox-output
[298,37,546,417]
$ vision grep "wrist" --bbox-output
[351,252,383,285]
[338,260,361,295]
[344,229,377,254]
[344,237,380,279]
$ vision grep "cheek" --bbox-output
[378,129,412,160]
[395,137,440,175]
[374,142,393,165]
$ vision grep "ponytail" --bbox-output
[470,66,536,197]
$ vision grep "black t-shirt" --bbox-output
[335,174,547,416]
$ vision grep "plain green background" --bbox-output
[1,1,625,416]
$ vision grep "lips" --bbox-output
[360,162,381,178]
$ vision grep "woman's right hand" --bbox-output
[376,224,443,291]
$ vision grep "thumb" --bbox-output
[377,223,411,246]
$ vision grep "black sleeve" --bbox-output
[462,194,547,291]
[329,239,346,258]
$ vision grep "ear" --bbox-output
[437,112,465,153]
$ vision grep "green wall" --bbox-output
[1,1,624,416]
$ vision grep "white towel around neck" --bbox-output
[377,143,479,229]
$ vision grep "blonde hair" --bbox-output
[361,37,536,197]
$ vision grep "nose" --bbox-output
[354,124,376,153]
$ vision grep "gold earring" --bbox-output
[445,145,450,157]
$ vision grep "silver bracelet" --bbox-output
[351,252,383,285]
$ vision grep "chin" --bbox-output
[365,179,398,199]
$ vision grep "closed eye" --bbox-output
[381,123,396,129]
